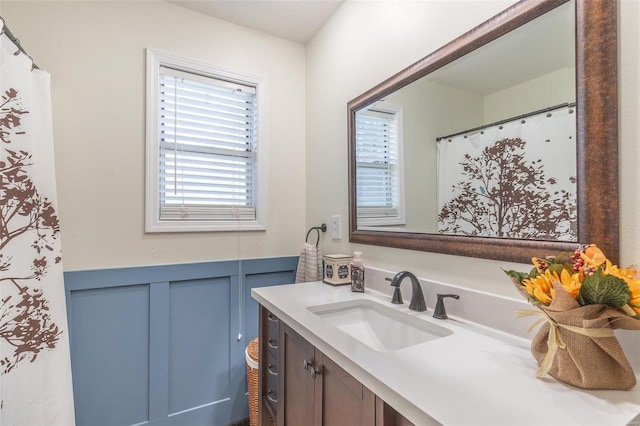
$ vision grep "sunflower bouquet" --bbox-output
[505,244,640,317]
[504,244,640,390]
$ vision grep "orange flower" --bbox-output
[580,244,607,269]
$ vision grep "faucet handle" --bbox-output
[433,294,460,319]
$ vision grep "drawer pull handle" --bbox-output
[266,389,278,404]
[267,313,279,323]
[310,366,321,379]
[267,363,278,376]
[267,338,278,350]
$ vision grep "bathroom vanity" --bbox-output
[253,282,640,426]
[258,304,412,426]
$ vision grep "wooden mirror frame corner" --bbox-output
[348,0,618,264]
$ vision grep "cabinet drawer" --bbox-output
[266,311,280,330]
[266,355,279,396]
[265,313,280,357]
[266,350,279,376]
[265,386,278,407]
[266,334,279,355]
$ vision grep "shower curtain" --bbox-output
[0,22,75,425]
[437,107,577,241]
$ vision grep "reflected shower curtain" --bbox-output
[437,107,577,241]
[0,22,75,425]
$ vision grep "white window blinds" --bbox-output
[158,66,258,222]
[355,107,403,223]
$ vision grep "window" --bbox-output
[355,103,405,226]
[146,50,265,232]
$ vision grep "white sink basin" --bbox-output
[307,299,452,352]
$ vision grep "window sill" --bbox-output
[145,220,266,233]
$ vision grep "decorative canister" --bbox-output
[323,254,352,285]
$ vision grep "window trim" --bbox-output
[145,49,266,232]
[355,102,406,227]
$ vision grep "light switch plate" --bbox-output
[331,215,341,240]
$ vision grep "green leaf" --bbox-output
[502,269,529,282]
[548,263,565,274]
[578,270,631,308]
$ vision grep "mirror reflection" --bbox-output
[354,1,576,241]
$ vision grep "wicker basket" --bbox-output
[246,338,275,426]
[246,338,260,426]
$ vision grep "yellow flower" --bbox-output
[557,269,581,299]
[603,261,637,281]
[522,272,554,305]
[521,269,581,306]
[602,261,640,316]
[506,245,640,319]
[628,282,640,316]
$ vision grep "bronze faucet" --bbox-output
[386,271,427,312]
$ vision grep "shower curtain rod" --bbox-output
[436,102,575,142]
[0,17,39,70]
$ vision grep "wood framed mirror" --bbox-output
[348,0,618,264]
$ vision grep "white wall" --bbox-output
[306,0,640,298]
[306,0,521,297]
[3,0,638,296]
[484,67,575,122]
[619,0,640,269]
[1,1,307,271]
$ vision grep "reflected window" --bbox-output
[355,103,405,227]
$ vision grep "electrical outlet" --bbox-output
[331,215,341,240]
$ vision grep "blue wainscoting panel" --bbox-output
[64,256,298,426]
[168,277,236,425]
[69,284,151,426]
[243,266,296,344]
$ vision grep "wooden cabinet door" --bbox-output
[279,323,315,426]
[314,352,375,426]
[276,320,405,426]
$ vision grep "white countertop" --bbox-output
[252,282,640,426]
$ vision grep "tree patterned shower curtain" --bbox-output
[437,106,577,241]
[0,20,75,425]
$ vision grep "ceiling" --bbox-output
[168,0,345,44]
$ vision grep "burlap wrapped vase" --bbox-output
[523,283,640,390]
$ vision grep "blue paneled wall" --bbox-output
[64,256,298,426]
